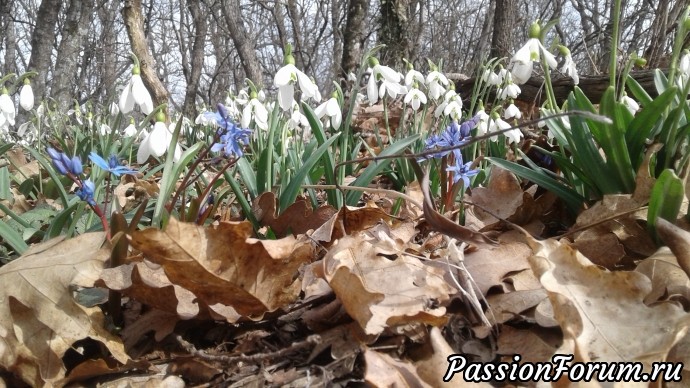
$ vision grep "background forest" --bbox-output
[0,0,685,116]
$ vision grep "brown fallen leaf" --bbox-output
[130,218,315,320]
[323,232,456,335]
[528,237,690,381]
[0,233,129,387]
[463,239,532,295]
[656,218,690,280]
[364,349,432,388]
[635,247,690,305]
[252,192,337,237]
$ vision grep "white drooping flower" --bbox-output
[404,68,425,88]
[504,102,522,119]
[119,66,154,115]
[434,90,460,118]
[475,107,490,137]
[110,102,119,116]
[241,91,269,131]
[488,113,522,144]
[137,114,182,164]
[426,69,449,100]
[498,80,522,100]
[510,22,558,84]
[366,57,405,104]
[482,69,502,86]
[288,101,310,131]
[558,46,579,85]
[123,118,138,137]
[274,46,320,111]
[0,89,15,129]
[621,94,640,115]
[99,123,112,136]
[19,80,34,111]
[314,93,342,131]
[404,87,427,111]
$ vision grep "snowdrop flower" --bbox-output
[426,61,449,100]
[241,89,269,131]
[314,91,342,130]
[488,113,522,144]
[621,94,640,115]
[434,90,462,118]
[0,88,15,129]
[123,118,137,137]
[366,56,404,104]
[19,79,34,111]
[119,64,154,115]
[404,62,426,88]
[274,45,319,111]
[677,51,690,89]
[475,106,490,137]
[482,68,502,86]
[137,111,182,164]
[404,86,427,111]
[99,123,112,136]
[288,102,310,131]
[110,102,119,116]
[510,21,558,84]
[504,101,522,119]
[558,46,579,85]
[498,80,521,100]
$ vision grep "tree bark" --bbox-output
[490,0,518,59]
[122,0,170,112]
[377,0,410,68]
[52,0,95,111]
[181,0,207,118]
[27,0,62,101]
[220,0,263,87]
[286,0,306,70]
[0,0,15,75]
[340,0,368,80]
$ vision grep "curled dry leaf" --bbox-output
[364,349,432,388]
[528,237,690,380]
[656,218,690,280]
[0,233,128,387]
[323,231,456,335]
[130,218,315,321]
[635,247,690,305]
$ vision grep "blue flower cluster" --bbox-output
[423,116,481,187]
[205,103,252,158]
[47,147,83,176]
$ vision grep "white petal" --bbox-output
[0,94,14,114]
[20,85,34,111]
[375,64,401,83]
[274,64,296,87]
[296,71,318,99]
[137,134,151,164]
[149,122,169,157]
[325,98,340,116]
[367,75,378,104]
[118,82,135,114]
[278,84,294,111]
[511,62,533,84]
[331,110,342,130]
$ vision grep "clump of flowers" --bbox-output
[422,117,481,187]
[47,147,111,236]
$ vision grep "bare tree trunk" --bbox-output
[470,0,494,65]
[286,0,306,70]
[52,0,95,111]
[95,0,118,102]
[181,0,207,117]
[491,0,518,59]
[220,0,264,87]
[122,0,170,112]
[378,0,410,68]
[27,0,62,101]
[330,0,343,88]
[340,0,368,79]
[0,0,15,75]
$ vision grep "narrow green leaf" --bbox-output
[647,169,684,240]
[626,74,653,106]
[236,157,258,199]
[302,101,339,207]
[626,86,677,168]
[345,135,420,206]
[279,134,340,211]
[0,220,28,254]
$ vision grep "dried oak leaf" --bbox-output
[635,247,690,305]
[130,218,315,320]
[0,233,128,387]
[323,232,456,335]
[528,237,690,380]
[252,192,337,237]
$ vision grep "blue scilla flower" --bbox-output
[421,116,479,161]
[206,103,252,158]
[47,147,83,175]
[446,154,480,188]
[89,152,138,176]
[76,179,96,206]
